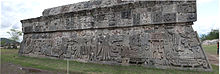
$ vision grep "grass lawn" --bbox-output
[203,44,218,55]
[1,49,219,74]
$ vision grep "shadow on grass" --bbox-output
[1,49,219,74]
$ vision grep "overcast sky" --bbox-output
[1,0,219,39]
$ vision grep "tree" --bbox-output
[0,40,6,47]
[206,29,219,40]
[200,34,207,41]
[7,29,22,42]
[200,29,219,41]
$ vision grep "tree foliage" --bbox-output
[7,29,22,42]
[200,29,219,41]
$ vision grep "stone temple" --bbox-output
[19,0,212,71]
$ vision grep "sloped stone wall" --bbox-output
[20,0,212,71]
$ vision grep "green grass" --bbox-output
[1,49,219,74]
[203,44,218,55]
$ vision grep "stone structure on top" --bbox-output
[19,0,212,71]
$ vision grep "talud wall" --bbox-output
[19,0,212,71]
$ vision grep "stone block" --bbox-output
[133,13,140,25]
[121,10,131,19]
[152,12,162,23]
[177,3,196,13]
[24,26,33,33]
[162,4,177,13]
[177,13,196,22]
[163,13,176,23]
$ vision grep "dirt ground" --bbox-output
[207,53,219,66]
[1,62,66,74]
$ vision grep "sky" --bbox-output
[0,0,219,40]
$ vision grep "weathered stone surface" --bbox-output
[21,1,197,33]
[19,0,212,71]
